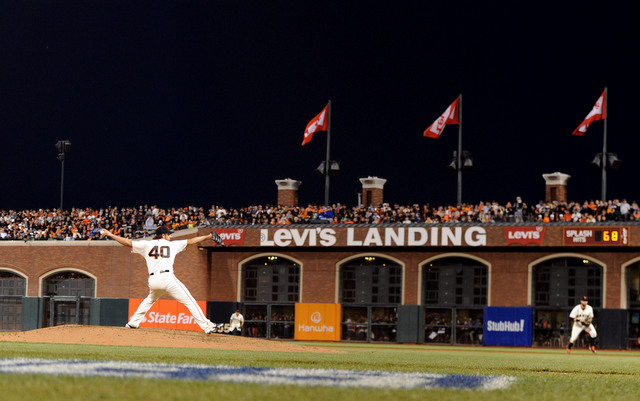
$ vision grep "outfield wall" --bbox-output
[2,223,640,348]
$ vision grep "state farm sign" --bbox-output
[128,299,205,331]
[504,227,545,246]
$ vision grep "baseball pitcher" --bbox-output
[101,226,226,334]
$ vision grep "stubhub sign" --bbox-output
[483,307,532,346]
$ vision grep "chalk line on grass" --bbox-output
[0,358,515,390]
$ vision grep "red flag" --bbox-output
[301,104,329,146]
[423,97,460,138]
[572,90,606,136]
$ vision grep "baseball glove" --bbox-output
[211,230,226,247]
[580,318,592,327]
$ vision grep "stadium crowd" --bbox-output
[1,198,638,241]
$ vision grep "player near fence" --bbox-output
[566,295,597,354]
[229,309,244,336]
[100,226,226,334]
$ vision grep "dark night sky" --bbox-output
[1,2,637,211]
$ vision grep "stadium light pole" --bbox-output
[445,94,472,205]
[586,87,621,201]
[456,94,463,205]
[600,87,608,202]
[55,140,72,211]
[324,100,332,206]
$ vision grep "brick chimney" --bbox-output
[359,176,387,207]
[542,172,570,202]
[275,178,301,206]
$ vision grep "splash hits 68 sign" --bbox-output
[563,227,629,246]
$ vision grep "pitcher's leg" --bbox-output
[128,288,164,328]
[166,276,213,332]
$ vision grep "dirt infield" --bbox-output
[0,325,340,353]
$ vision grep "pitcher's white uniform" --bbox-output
[568,302,597,343]
[127,238,215,333]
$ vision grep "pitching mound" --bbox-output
[0,325,340,353]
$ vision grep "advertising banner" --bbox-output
[483,307,532,346]
[211,228,247,246]
[504,226,545,245]
[128,299,205,331]
[294,303,341,341]
[260,226,487,247]
[563,227,629,246]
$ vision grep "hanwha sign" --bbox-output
[295,303,341,341]
[310,311,322,324]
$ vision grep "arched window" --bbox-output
[241,256,299,303]
[0,270,26,296]
[421,257,487,306]
[339,256,402,304]
[0,270,26,331]
[533,257,602,308]
[42,271,95,297]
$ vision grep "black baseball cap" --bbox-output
[581,295,588,302]
[156,226,172,236]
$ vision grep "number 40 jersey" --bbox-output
[132,239,188,276]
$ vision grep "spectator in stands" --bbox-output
[3,198,640,241]
[514,196,524,223]
[620,199,631,220]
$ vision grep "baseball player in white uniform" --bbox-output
[229,309,244,336]
[567,295,597,354]
[100,226,225,334]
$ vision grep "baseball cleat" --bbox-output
[591,346,596,353]
[125,323,138,329]
[205,324,223,334]
[566,348,571,354]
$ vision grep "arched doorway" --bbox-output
[240,255,300,339]
[0,270,27,331]
[420,256,488,345]
[531,257,602,348]
[626,261,640,348]
[339,255,403,342]
[41,270,95,327]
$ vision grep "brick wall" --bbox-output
[2,226,639,308]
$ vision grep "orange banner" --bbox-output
[294,303,341,341]
[128,299,205,331]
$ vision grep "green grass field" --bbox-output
[1,340,639,401]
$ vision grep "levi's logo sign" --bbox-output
[214,229,246,245]
[504,227,545,245]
